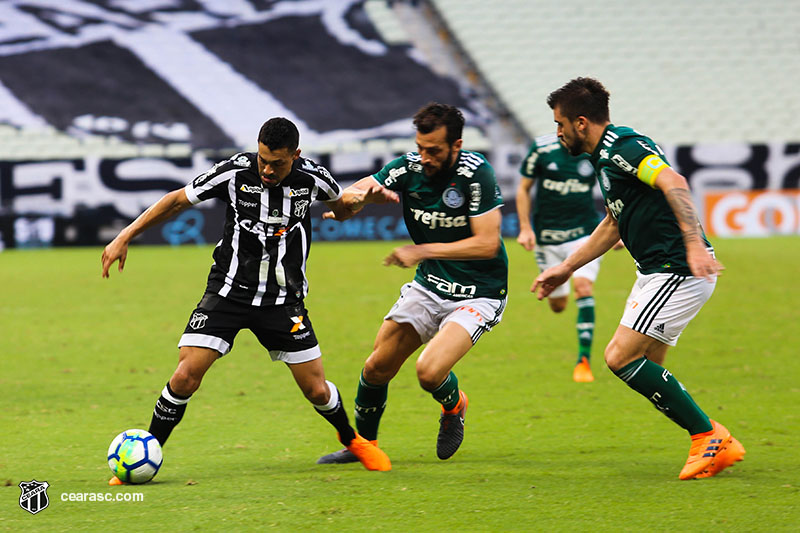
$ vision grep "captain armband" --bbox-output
[637,154,669,187]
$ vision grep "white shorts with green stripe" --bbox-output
[620,271,716,346]
[384,281,506,345]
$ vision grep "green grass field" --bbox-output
[1,237,798,532]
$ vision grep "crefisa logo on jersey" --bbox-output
[442,187,464,208]
[19,480,49,515]
[189,312,208,330]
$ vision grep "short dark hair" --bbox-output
[413,102,464,145]
[258,117,299,151]
[547,77,610,123]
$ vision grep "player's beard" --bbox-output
[562,131,586,156]
[424,148,455,180]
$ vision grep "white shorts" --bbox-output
[534,236,601,298]
[620,271,716,346]
[385,280,506,344]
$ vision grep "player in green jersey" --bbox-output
[317,103,509,465]
[517,133,620,382]
[534,77,744,480]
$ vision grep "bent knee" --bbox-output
[170,365,203,396]
[604,341,636,372]
[304,382,331,406]
[415,360,445,391]
[573,278,593,299]
[363,354,396,385]
[549,298,567,313]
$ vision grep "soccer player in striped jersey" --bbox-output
[534,78,744,480]
[317,103,508,465]
[517,133,623,382]
[101,118,398,479]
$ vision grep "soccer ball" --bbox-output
[107,429,163,484]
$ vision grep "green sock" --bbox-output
[353,370,387,441]
[430,371,460,411]
[576,296,595,364]
[614,357,712,435]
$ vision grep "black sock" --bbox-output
[314,380,356,445]
[148,382,191,446]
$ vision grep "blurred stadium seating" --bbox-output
[429,0,800,145]
[0,0,798,248]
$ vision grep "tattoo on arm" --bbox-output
[665,188,700,241]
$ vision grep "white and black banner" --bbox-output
[0,0,475,148]
[3,142,800,248]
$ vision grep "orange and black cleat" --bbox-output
[344,433,391,471]
[679,419,732,480]
[694,426,745,479]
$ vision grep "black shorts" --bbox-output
[178,292,320,363]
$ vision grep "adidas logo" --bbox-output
[654,323,665,333]
[547,162,558,171]
[409,192,421,199]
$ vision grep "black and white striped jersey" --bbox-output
[184,152,342,307]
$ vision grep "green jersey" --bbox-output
[520,133,599,244]
[591,124,711,275]
[372,150,508,300]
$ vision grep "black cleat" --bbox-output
[436,391,468,460]
[316,441,376,465]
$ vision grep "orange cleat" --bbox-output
[694,427,745,479]
[317,440,378,464]
[573,357,594,382]
[679,420,732,480]
[108,476,125,486]
[344,433,392,472]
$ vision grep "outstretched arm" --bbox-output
[515,177,536,251]
[322,177,399,222]
[655,167,722,280]
[384,208,502,268]
[101,188,192,278]
[532,211,620,299]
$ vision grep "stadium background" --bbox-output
[1,0,798,249]
[2,2,800,531]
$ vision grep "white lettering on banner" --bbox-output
[705,190,800,236]
[0,153,216,218]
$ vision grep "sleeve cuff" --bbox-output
[184,183,201,205]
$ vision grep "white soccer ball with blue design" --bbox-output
[107,429,163,484]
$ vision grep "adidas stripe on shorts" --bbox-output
[385,280,506,345]
[620,271,716,346]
